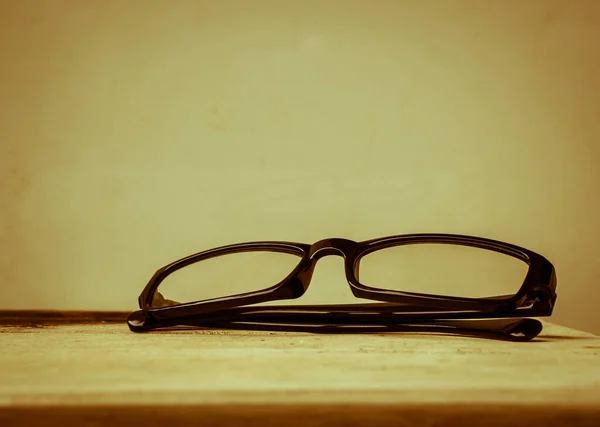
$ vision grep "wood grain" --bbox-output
[0,314,599,426]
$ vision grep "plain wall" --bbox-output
[1,0,599,333]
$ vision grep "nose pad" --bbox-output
[284,238,358,301]
[295,257,358,304]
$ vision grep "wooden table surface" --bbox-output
[0,312,599,426]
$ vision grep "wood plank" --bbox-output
[0,310,127,325]
[0,314,599,426]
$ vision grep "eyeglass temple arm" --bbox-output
[192,318,543,342]
[127,309,543,341]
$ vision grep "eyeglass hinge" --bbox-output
[519,286,555,313]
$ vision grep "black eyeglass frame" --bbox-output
[133,233,557,326]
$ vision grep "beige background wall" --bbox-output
[1,0,599,333]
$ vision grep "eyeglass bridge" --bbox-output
[308,238,357,260]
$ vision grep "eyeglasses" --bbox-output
[127,233,557,341]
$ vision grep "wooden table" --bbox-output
[0,312,599,426]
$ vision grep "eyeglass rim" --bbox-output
[135,233,557,323]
